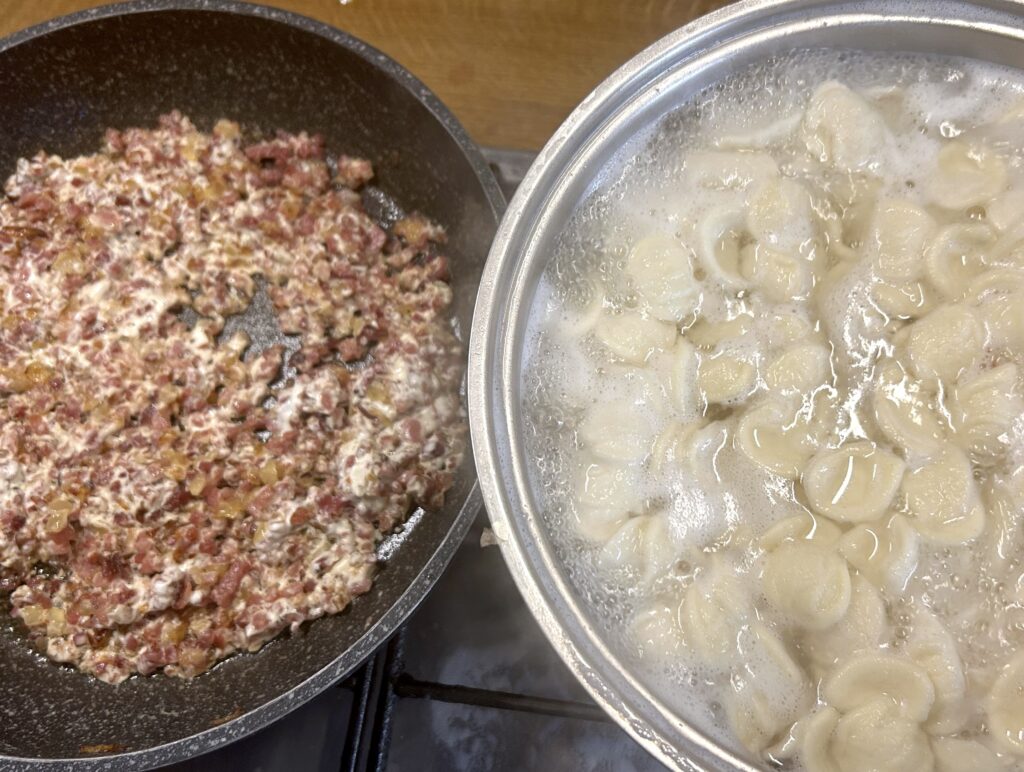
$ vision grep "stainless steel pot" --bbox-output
[468,1,1024,769]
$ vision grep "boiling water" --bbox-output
[522,50,1024,770]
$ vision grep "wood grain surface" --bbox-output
[1,0,731,150]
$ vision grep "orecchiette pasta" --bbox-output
[697,205,751,288]
[626,234,701,322]
[697,354,756,405]
[872,279,937,320]
[760,512,842,552]
[737,399,823,479]
[804,575,888,672]
[764,343,831,394]
[802,441,905,523]
[747,177,817,254]
[901,445,986,544]
[575,460,644,514]
[716,111,803,150]
[928,140,1007,210]
[683,556,752,664]
[578,402,655,463]
[685,313,752,348]
[594,309,677,364]
[931,737,1006,772]
[829,699,935,772]
[667,338,699,414]
[925,223,996,300]
[740,243,813,303]
[872,359,946,458]
[987,651,1024,755]
[905,305,983,383]
[949,363,1022,464]
[801,81,890,172]
[838,513,920,594]
[725,623,812,753]
[823,652,936,723]
[762,541,851,630]
[905,609,967,735]
[630,597,685,662]
[684,149,780,190]
[869,198,936,283]
[597,513,678,584]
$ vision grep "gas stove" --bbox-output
[165,151,667,772]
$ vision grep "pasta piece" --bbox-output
[625,234,700,322]
[666,338,699,414]
[597,513,677,584]
[764,306,816,348]
[902,445,985,545]
[823,651,935,722]
[760,512,842,552]
[987,188,1024,233]
[650,420,706,475]
[762,541,851,630]
[905,305,982,384]
[737,399,823,479]
[872,360,946,458]
[594,310,677,364]
[697,205,751,289]
[805,575,888,672]
[747,177,817,254]
[872,279,937,320]
[678,420,731,488]
[966,268,1024,358]
[984,471,1024,574]
[630,597,684,663]
[575,461,644,515]
[716,112,802,150]
[928,141,1007,210]
[578,402,655,463]
[924,223,997,301]
[802,442,905,523]
[685,313,752,348]
[683,556,751,664]
[869,198,937,283]
[932,738,1006,772]
[697,355,756,405]
[801,81,890,172]
[571,503,628,543]
[764,342,831,394]
[725,623,812,753]
[684,150,780,190]
[988,651,1024,755]
[949,363,1022,464]
[740,243,812,303]
[905,609,966,735]
[838,513,920,594]
[829,699,935,772]
[802,707,842,772]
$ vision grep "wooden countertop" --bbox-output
[2,0,730,150]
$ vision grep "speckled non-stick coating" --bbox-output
[0,2,503,768]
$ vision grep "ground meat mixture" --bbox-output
[0,113,465,683]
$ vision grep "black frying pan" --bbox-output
[0,2,503,768]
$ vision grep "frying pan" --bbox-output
[0,2,503,768]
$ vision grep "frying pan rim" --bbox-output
[0,1,505,768]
